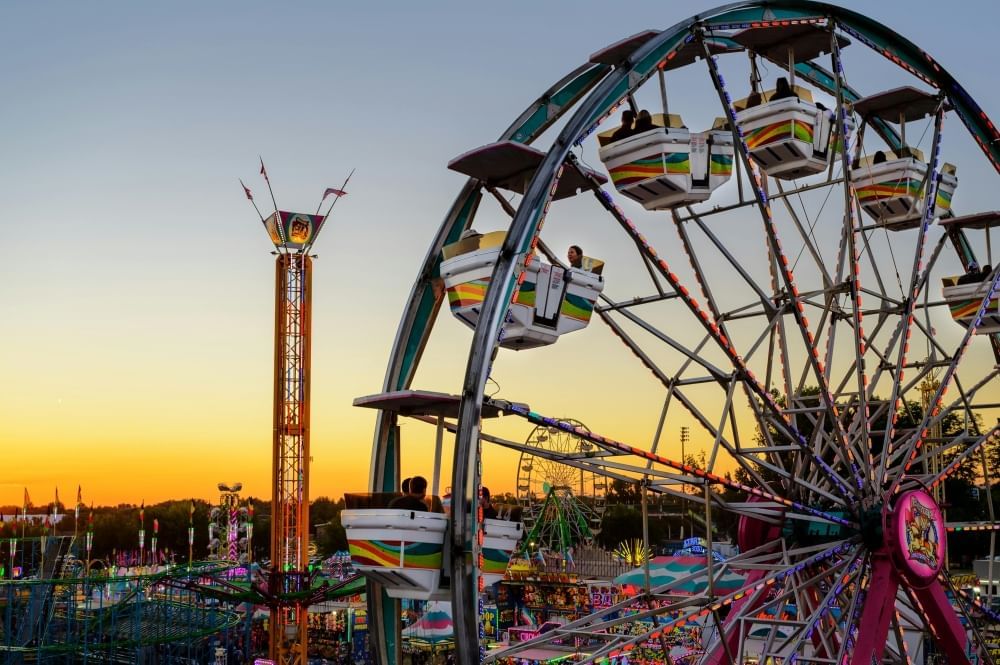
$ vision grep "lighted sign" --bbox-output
[264,211,326,251]
[893,490,945,583]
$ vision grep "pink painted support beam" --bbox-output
[850,551,899,665]
[702,567,769,665]
[704,510,780,665]
[911,581,973,664]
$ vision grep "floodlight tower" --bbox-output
[259,206,329,665]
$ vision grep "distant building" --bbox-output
[0,513,67,524]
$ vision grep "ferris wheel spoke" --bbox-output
[604,306,729,379]
[886,365,1000,488]
[927,425,1000,490]
[575,160,862,501]
[766,549,865,662]
[588,540,859,665]
[683,208,779,305]
[699,36,868,497]
[490,398,858,527]
[885,269,1000,492]
[589,297,803,498]
[874,128,949,488]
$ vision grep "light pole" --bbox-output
[680,426,690,540]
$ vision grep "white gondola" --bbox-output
[852,150,957,228]
[940,277,1000,334]
[481,519,523,586]
[440,231,605,350]
[730,24,852,180]
[598,115,734,210]
[734,88,849,180]
[342,503,449,600]
[342,502,522,597]
[849,87,959,229]
[939,212,1000,333]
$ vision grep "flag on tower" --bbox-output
[76,485,82,507]
[322,187,348,200]
[241,179,253,200]
[54,487,60,509]
[22,488,30,514]
[260,158,270,183]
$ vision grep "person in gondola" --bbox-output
[958,261,981,284]
[481,487,498,520]
[745,90,763,109]
[633,109,654,133]
[772,76,798,101]
[873,150,888,164]
[609,110,636,142]
[390,475,430,511]
[567,245,584,269]
[981,263,994,281]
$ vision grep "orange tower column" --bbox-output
[269,252,312,664]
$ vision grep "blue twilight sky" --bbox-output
[0,1,998,505]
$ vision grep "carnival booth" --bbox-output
[732,25,853,180]
[850,87,957,229]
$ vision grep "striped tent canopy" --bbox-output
[613,555,746,595]
[402,601,454,647]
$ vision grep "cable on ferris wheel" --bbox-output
[347,2,1000,664]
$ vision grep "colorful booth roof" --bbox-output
[613,554,746,596]
[402,601,454,645]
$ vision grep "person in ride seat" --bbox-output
[610,110,636,142]
[567,245,584,269]
[772,77,798,101]
[634,110,654,134]
[745,90,763,108]
[389,475,430,511]
[981,264,994,281]
[958,261,981,285]
[481,487,498,520]
[873,151,888,164]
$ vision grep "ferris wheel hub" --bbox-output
[884,489,946,588]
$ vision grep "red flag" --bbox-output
[154,518,159,534]
[260,157,270,183]
[323,187,347,199]
[240,179,253,201]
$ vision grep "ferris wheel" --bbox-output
[359,3,1000,664]
[516,420,607,554]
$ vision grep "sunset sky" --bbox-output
[2,1,999,508]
